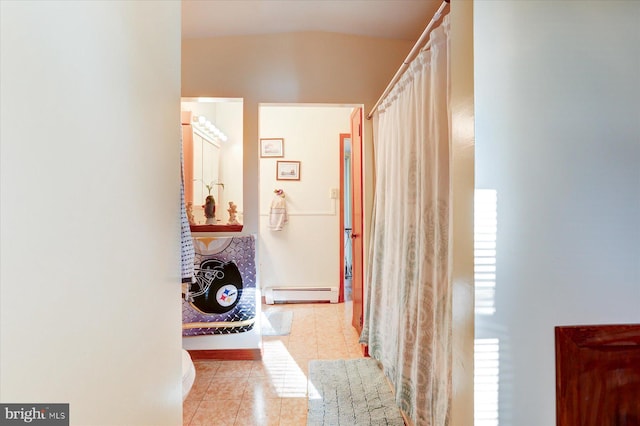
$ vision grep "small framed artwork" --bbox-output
[276,161,301,181]
[260,138,284,158]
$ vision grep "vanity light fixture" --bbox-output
[192,115,228,143]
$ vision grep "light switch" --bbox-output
[330,188,339,199]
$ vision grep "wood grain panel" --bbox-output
[556,324,640,426]
[190,224,243,233]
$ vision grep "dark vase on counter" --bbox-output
[204,195,216,224]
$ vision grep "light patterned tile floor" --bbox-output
[183,302,365,426]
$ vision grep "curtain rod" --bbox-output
[366,0,450,120]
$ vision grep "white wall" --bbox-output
[0,2,182,425]
[259,105,352,290]
[474,1,640,425]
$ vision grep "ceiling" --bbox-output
[182,0,443,41]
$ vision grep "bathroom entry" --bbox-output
[258,104,360,307]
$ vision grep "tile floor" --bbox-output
[183,301,365,425]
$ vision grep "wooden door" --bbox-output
[350,107,364,334]
[556,324,640,426]
[181,111,194,205]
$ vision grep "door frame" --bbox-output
[338,133,350,303]
[350,107,364,334]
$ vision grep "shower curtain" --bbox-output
[360,16,451,426]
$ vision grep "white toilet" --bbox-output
[181,349,196,401]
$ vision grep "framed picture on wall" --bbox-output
[276,161,300,181]
[260,138,284,158]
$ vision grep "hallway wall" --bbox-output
[474,1,640,424]
[0,2,182,424]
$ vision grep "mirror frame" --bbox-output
[181,98,244,233]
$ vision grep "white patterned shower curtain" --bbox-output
[360,16,451,426]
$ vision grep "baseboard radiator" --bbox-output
[264,286,339,304]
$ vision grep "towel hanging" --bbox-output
[269,192,288,231]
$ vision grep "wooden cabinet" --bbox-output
[556,324,640,425]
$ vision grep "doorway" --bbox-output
[257,104,360,310]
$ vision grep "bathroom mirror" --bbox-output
[181,98,243,232]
